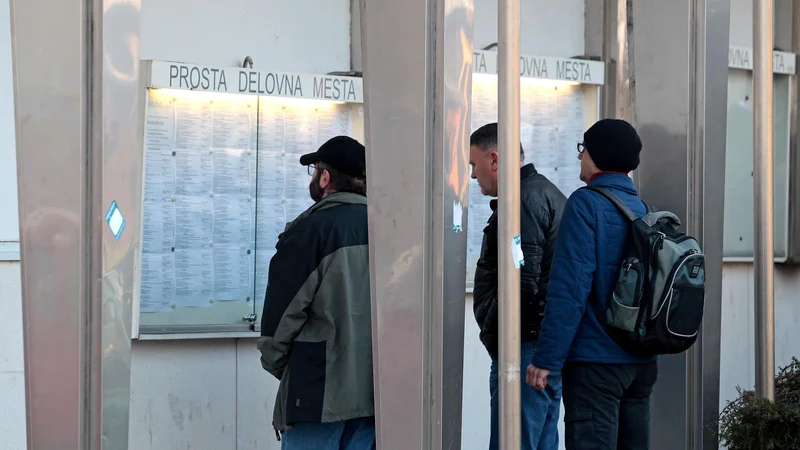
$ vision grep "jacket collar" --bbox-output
[489,164,537,212]
[282,192,366,234]
[587,172,639,196]
[521,163,538,179]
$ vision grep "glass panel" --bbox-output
[722,72,790,259]
[137,88,257,330]
[136,85,361,333]
[253,96,356,321]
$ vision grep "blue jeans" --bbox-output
[490,341,562,450]
[281,417,376,450]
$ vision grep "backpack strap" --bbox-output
[581,186,638,222]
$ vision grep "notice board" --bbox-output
[723,71,792,260]
[135,62,363,335]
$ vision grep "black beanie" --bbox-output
[583,119,642,173]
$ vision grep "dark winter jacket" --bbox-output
[473,164,567,360]
[257,192,373,433]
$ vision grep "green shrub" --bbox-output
[718,358,800,450]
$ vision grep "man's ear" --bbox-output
[490,150,499,169]
[320,169,331,188]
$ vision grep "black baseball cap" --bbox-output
[300,136,366,178]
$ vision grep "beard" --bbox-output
[309,172,325,202]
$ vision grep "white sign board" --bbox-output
[145,60,364,103]
[728,46,796,75]
[473,50,605,85]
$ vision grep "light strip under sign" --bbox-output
[472,50,605,85]
[728,46,796,75]
[145,60,364,103]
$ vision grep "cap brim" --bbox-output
[299,152,319,166]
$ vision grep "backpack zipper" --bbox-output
[649,232,665,270]
[642,231,667,324]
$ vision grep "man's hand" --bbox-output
[526,364,550,390]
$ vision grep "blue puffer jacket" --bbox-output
[531,173,657,370]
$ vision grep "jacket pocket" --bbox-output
[664,254,705,338]
[564,409,594,447]
[285,341,327,424]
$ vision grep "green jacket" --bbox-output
[257,192,373,433]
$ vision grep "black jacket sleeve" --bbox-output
[520,192,549,298]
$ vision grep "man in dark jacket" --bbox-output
[469,122,567,450]
[257,136,375,449]
[527,119,658,450]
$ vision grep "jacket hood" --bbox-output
[282,192,367,235]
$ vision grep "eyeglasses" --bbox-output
[577,142,586,154]
[307,164,319,176]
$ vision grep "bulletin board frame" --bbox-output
[133,60,364,339]
[788,54,800,265]
[723,48,797,263]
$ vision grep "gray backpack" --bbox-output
[583,186,705,356]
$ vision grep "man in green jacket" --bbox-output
[257,136,374,449]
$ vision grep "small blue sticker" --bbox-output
[105,201,126,241]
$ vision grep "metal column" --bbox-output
[11,0,140,447]
[601,0,617,119]
[620,1,729,449]
[497,0,521,449]
[359,0,474,448]
[616,0,632,122]
[753,0,776,401]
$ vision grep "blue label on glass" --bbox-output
[105,201,126,241]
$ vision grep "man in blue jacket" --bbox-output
[526,119,658,450]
